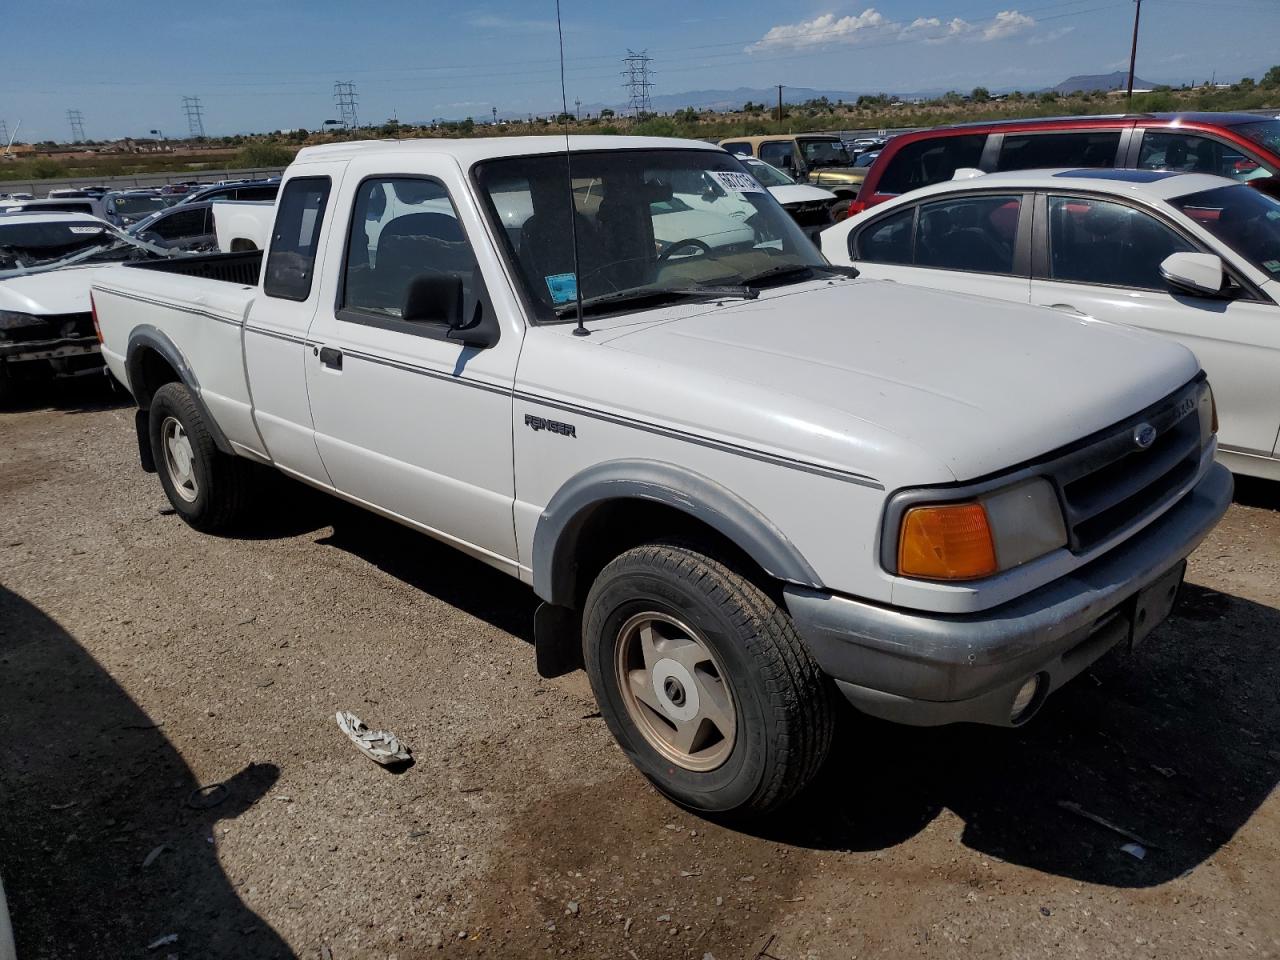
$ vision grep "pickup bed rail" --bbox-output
[126,250,262,286]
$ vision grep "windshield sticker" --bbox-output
[544,272,578,304]
[709,170,763,194]
[1263,260,1280,273]
[69,226,106,234]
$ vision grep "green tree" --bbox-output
[971,86,990,102]
[1261,65,1280,88]
[235,142,294,167]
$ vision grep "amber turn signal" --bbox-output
[898,502,998,580]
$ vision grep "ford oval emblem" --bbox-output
[1134,423,1158,450]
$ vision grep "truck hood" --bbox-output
[594,278,1199,486]
[0,264,100,316]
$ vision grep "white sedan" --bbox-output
[821,168,1280,480]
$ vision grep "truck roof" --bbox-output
[292,135,725,166]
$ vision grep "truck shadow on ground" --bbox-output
[766,582,1280,887]
[0,586,294,959]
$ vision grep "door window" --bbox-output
[149,206,206,241]
[996,131,1120,172]
[264,177,331,301]
[759,141,794,169]
[1138,131,1273,183]
[875,135,986,195]
[340,177,477,328]
[914,194,1023,274]
[1047,195,1195,289]
[721,142,752,156]
[854,206,914,264]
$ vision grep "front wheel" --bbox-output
[148,382,250,533]
[582,543,834,816]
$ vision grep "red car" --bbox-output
[850,112,1280,215]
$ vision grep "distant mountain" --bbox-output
[1047,72,1156,94]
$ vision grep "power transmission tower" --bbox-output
[621,50,655,117]
[67,109,86,143]
[333,81,360,130]
[0,121,8,147]
[182,96,206,138]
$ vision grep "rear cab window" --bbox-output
[264,177,332,301]
[721,142,752,157]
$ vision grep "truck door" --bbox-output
[244,175,337,485]
[303,163,521,570]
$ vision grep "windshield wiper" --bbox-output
[553,283,757,318]
[737,262,859,288]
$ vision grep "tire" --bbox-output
[582,542,834,817]
[148,382,250,533]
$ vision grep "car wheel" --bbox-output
[148,382,249,533]
[583,542,834,816]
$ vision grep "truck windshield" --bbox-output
[1235,119,1280,156]
[1171,183,1280,279]
[473,149,829,321]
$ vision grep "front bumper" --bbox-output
[785,462,1233,727]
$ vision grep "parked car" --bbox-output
[102,190,170,228]
[719,134,866,213]
[175,178,280,207]
[0,869,13,960]
[91,136,1229,816]
[823,168,1280,479]
[851,112,1280,215]
[737,157,838,240]
[0,196,106,219]
[128,201,218,252]
[159,183,192,198]
[46,188,94,199]
[0,212,171,400]
[0,192,34,202]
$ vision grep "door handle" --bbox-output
[318,346,343,370]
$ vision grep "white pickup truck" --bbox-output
[92,136,1231,816]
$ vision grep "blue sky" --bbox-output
[2,0,1276,142]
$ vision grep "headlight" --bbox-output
[895,478,1066,581]
[0,310,45,332]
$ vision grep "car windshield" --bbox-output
[854,152,879,168]
[798,139,853,167]
[473,148,830,322]
[1235,119,1280,156]
[1170,183,1280,279]
[741,158,795,187]
[113,195,169,216]
[0,220,160,275]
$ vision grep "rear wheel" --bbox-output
[583,542,834,816]
[148,382,250,533]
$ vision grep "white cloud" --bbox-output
[1028,25,1076,46]
[983,10,1036,41]
[746,9,889,52]
[746,7,1037,53]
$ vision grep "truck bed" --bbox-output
[126,250,262,286]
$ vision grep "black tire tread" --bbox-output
[591,542,833,814]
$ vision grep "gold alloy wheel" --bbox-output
[613,611,737,772]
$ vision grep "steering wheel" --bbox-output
[658,238,711,263]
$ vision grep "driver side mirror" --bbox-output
[403,273,500,349]
[1160,251,1227,298]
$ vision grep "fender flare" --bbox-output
[532,458,822,607]
[125,325,234,455]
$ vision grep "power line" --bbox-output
[622,49,655,116]
[333,80,359,130]
[67,109,86,142]
[182,95,206,138]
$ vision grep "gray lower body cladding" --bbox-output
[785,462,1233,727]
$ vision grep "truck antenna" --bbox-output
[556,0,588,336]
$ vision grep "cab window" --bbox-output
[1047,195,1195,289]
[721,142,752,157]
[758,141,794,170]
[263,177,331,301]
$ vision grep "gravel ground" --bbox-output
[1,380,1277,960]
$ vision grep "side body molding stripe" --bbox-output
[532,458,823,606]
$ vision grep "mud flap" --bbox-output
[534,602,583,678]
[135,409,157,473]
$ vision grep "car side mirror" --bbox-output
[1160,251,1226,298]
[403,272,500,348]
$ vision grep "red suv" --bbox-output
[851,112,1280,214]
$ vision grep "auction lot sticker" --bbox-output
[709,170,763,194]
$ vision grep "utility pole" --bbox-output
[182,96,206,138]
[1125,0,1142,106]
[621,50,655,117]
[67,109,86,143]
[776,85,784,124]
[333,81,360,130]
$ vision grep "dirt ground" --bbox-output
[1,380,1277,960]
